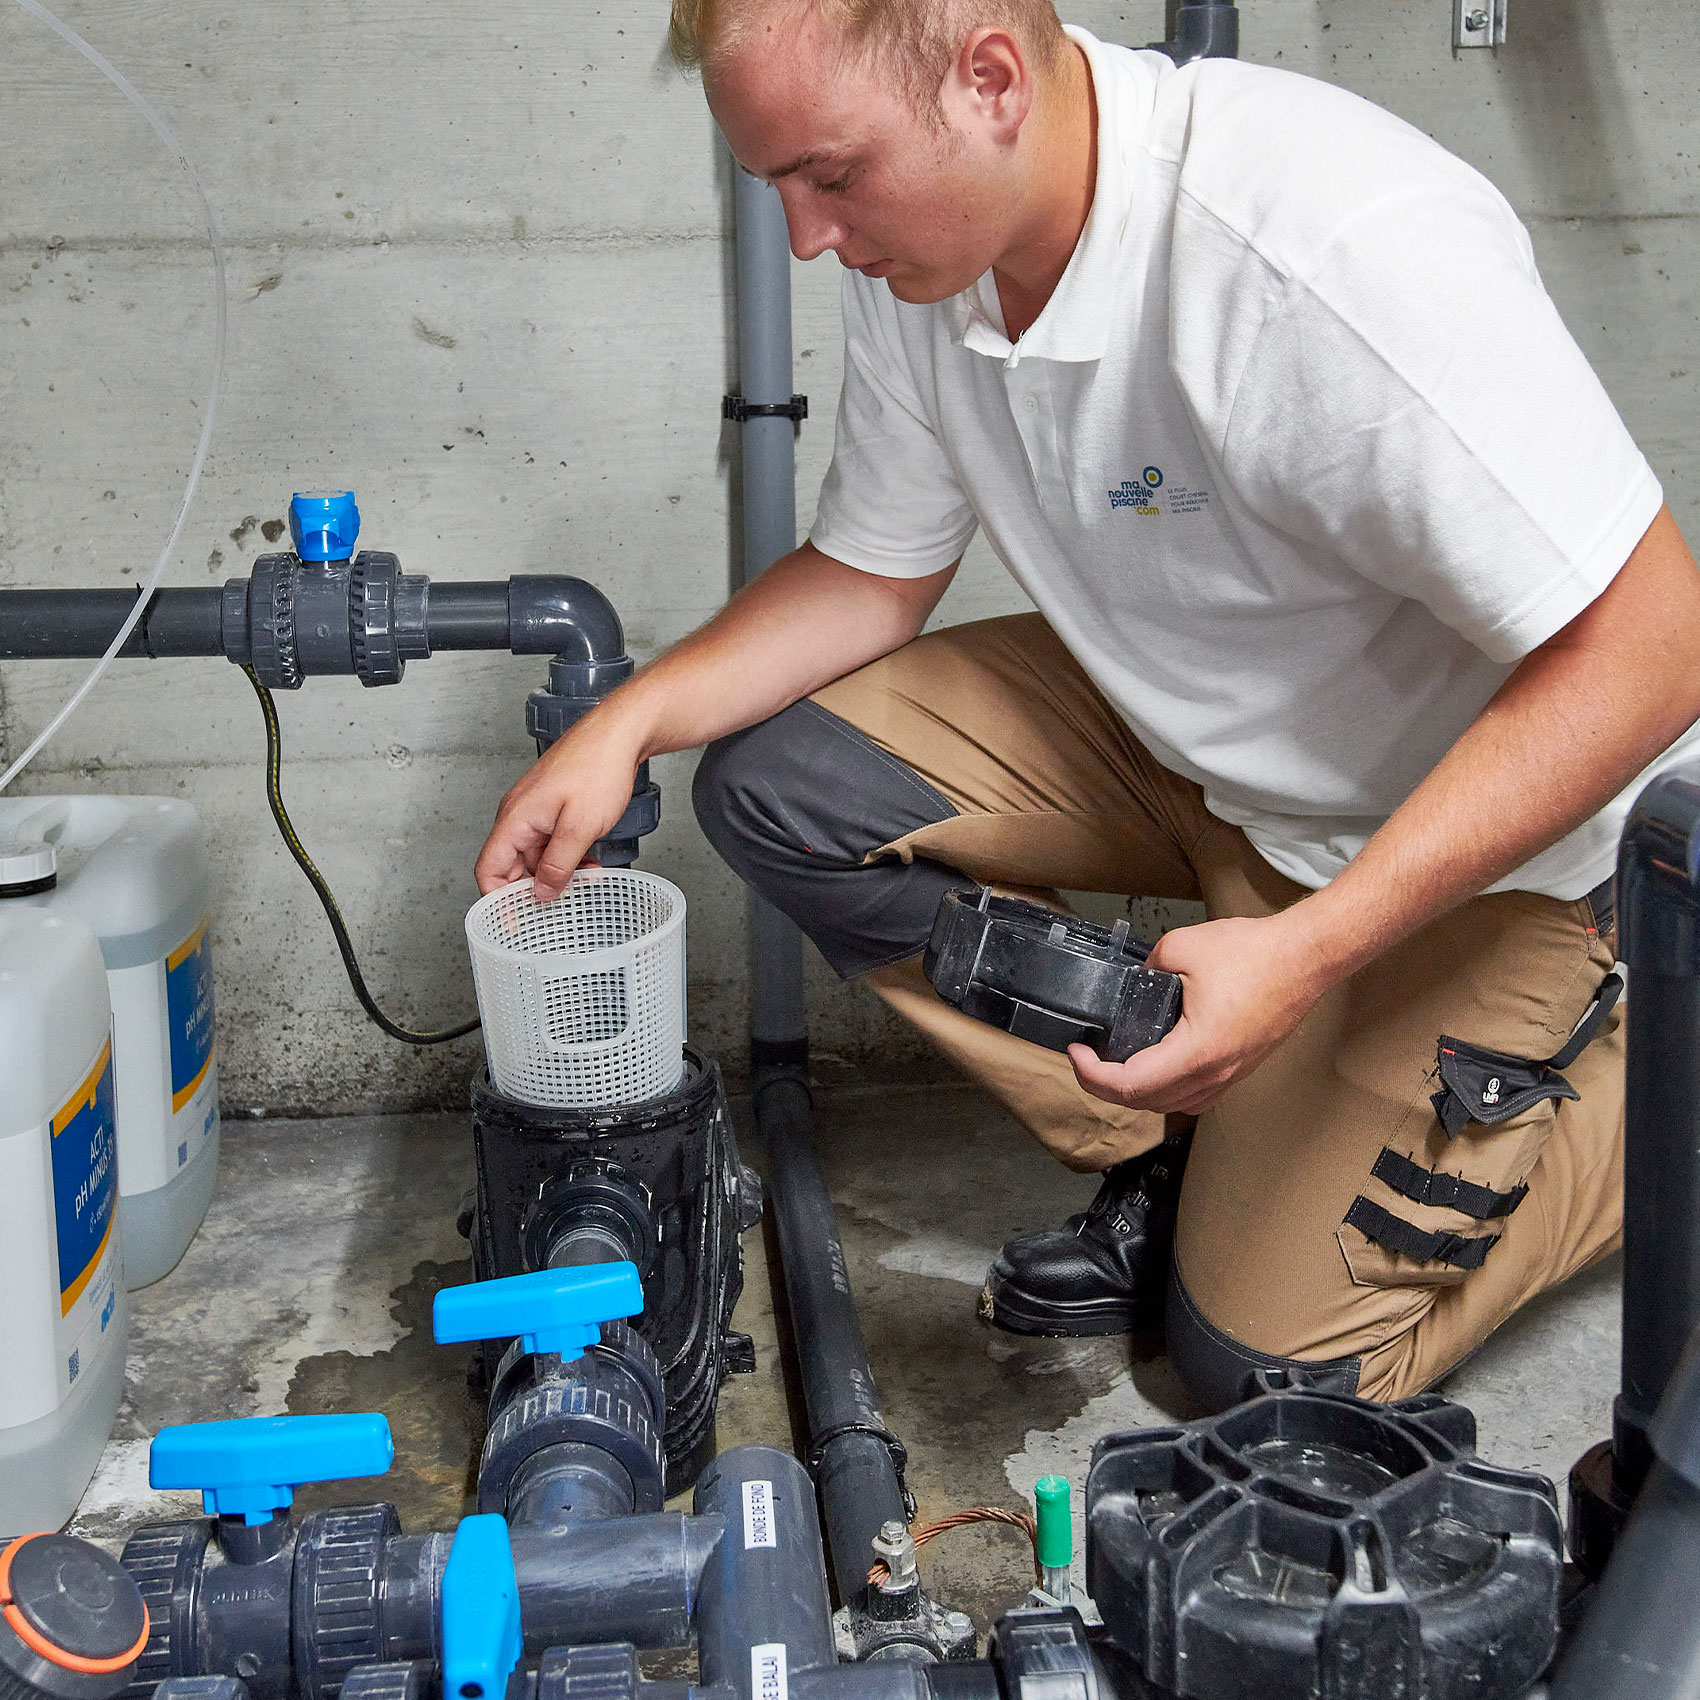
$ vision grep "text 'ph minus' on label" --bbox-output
[742,1478,777,1549]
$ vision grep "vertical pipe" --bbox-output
[1618,977,1700,1489]
[731,151,917,1611]
[694,1446,838,1700]
[1612,770,1700,1497]
[1553,1326,1700,1698]
[731,163,810,1057]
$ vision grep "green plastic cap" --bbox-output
[1034,1474,1072,1569]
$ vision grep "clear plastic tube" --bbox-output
[0,0,227,793]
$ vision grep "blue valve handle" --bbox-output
[431,1263,643,1361]
[288,490,361,562]
[441,1514,522,1700]
[149,1412,394,1524]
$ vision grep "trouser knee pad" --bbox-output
[1166,1267,1362,1413]
[692,700,975,978]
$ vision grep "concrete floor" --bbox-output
[69,1079,1621,1637]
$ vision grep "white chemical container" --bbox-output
[0,797,219,1288]
[0,901,128,1533]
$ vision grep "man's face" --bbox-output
[706,6,1018,303]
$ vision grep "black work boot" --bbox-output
[980,1128,1193,1341]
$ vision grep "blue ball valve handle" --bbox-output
[431,1264,645,1362]
[148,1411,395,1524]
[288,491,361,562]
[441,1515,522,1700]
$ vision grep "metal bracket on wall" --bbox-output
[1453,0,1507,49]
[722,393,809,424]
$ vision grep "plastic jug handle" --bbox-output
[14,798,72,844]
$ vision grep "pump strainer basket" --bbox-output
[465,870,686,1107]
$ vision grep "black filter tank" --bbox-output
[1086,1386,1564,1700]
[465,1047,761,1493]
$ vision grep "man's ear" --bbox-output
[943,26,1034,144]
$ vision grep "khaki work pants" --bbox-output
[813,614,1624,1401]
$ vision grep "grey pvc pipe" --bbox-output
[0,587,225,659]
[693,1445,838,1700]
[0,576,625,667]
[509,1516,724,1651]
[732,163,809,1053]
[1153,0,1239,61]
[1612,770,1700,1495]
[377,1514,721,1659]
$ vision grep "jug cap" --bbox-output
[0,840,56,897]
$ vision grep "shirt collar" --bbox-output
[948,26,1161,367]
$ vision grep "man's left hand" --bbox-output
[1068,910,1327,1116]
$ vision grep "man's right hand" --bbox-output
[472,544,959,901]
[475,713,647,899]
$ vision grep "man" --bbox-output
[477,0,1700,1410]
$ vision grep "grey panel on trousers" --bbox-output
[692,700,977,979]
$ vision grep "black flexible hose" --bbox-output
[243,666,481,1046]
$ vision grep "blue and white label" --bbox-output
[742,1479,777,1549]
[751,1644,787,1700]
[167,921,215,1113]
[51,1037,118,1316]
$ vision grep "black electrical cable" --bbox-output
[243,665,481,1046]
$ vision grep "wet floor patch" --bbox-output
[71,1111,475,1548]
[287,1256,484,1531]
[783,1082,1186,1629]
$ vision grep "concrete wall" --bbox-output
[2,0,1696,1113]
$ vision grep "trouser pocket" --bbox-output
[1335,968,1623,1290]
[1337,1038,1574,1289]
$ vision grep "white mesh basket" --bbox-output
[465,870,686,1107]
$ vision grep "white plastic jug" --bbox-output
[0,796,219,1288]
[0,903,128,1533]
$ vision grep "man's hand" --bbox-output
[476,714,646,899]
[1069,505,1700,1116]
[1068,909,1326,1115]
[473,545,957,903]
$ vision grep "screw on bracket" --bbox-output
[1453,0,1506,47]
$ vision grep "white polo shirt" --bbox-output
[809,28,1683,899]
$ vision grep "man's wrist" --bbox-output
[549,680,664,768]
[1272,879,1390,999]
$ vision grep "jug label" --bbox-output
[167,919,215,1113]
[53,1037,118,1316]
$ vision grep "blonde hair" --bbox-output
[670,0,1068,116]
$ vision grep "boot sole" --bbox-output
[980,1270,1160,1342]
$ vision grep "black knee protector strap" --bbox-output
[692,700,977,978]
[1166,1268,1361,1414]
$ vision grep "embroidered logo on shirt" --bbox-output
[1108,465,1211,517]
[1109,480,1161,515]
